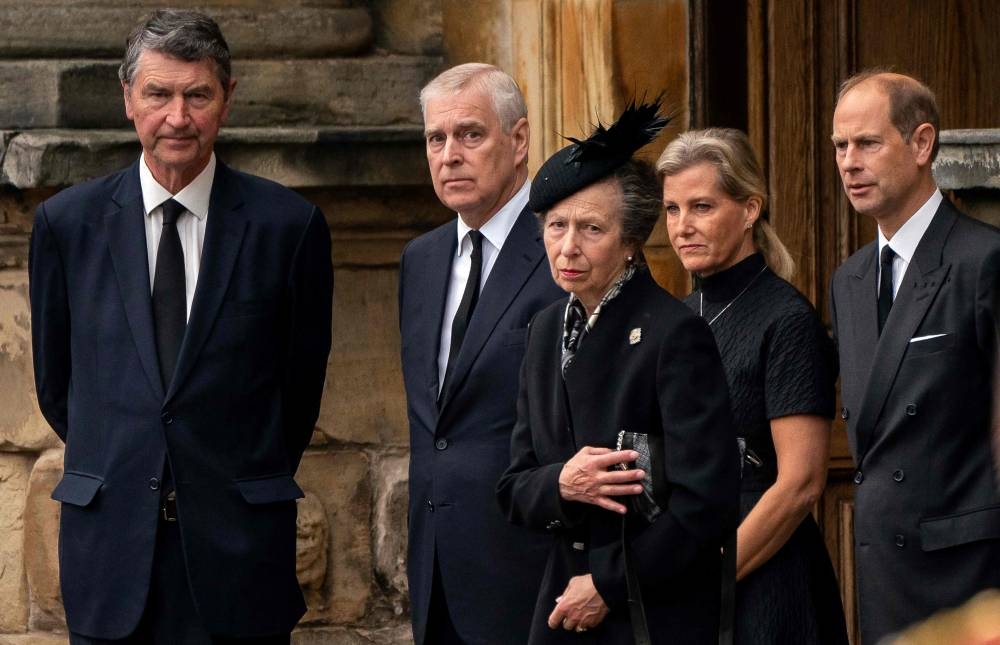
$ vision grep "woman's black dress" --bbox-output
[687,253,849,645]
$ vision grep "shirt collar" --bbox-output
[139,153,216,220]
[455,180,530,255]
[878,188,942,264]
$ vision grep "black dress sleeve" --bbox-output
[763,309,837,421]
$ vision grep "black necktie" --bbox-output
[877,245,896,335]
[442,230,484,396]
[153,199,187,389]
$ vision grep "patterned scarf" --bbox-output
[561,263,636,376]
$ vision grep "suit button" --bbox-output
[841,407,849,420]
[149,477,160,491]
[905,404,917,416]
[853,470,864,485]
[426,500,434,512]
[161,412,173,425]
[893,469,905,482]
[895,534,905,548]
[435,438,448,451]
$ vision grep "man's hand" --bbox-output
[558,446,644,514]
[547,574,609,632]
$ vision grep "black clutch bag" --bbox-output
[615,429,665,523]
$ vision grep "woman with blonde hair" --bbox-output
[658,128,848,644]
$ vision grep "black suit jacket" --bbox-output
[830,197,1000,643]
[497,270,740,644]
[399,205,564,644]
[29,160,333,639]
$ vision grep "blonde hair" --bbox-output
[656,128,795,281]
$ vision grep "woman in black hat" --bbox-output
[658,128,848,645]
[497,101,740,644]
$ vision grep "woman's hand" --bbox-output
[547,574,609,632]
[558,446,645,514]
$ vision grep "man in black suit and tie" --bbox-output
[399,63,564,644]
[830,70,1000,644]
[29,10,332,644]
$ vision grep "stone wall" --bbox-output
[0,1,449,643]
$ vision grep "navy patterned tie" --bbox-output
[877,245,896,335]
[153,199,187,389]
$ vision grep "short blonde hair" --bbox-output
[656,128,795,281]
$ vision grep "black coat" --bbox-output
[29,161,333,639]
[830,197,1000,643]
[497,270,740,644]
[399,206,565,645]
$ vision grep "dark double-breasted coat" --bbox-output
[830,197,1000,643]
[497,269,740,644]
[29,160,333,639]
[399,205,565,644]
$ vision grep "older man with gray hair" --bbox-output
[29,9,332,644]
[399,63,563,644]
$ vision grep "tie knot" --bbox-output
[161,199,185,226]
[880,244,896,266]
[468,230,484,254]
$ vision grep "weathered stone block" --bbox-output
[0,270,60,452]
[292,623,412,645]
[0,56,439,130]
[23,450,65,632]
[0,634,67,645]
[316,268,407,447]
[295,450,373,624]
[372,453,408,615]
[0,7,372,58]
[1,127,428,190]
[0,452,34,632]
[934,129,1000,190]
[371,0,443,55]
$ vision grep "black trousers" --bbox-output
[70,517,290,645]
[425,555,467,645]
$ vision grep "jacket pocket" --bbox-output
[919,504,1000,551]
[234,473,305,505]
[503,327,529,347]
[51,471,104,507]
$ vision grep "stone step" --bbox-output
[0,6,371,58]
[0,126,429,190]
[0,56,441,129]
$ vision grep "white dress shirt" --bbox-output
[139,153,216,320]
[437,181,531,391]
[877,189,942,298]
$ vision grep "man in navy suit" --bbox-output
[29,10,332,644]
[830,71,1000,644]
[399,63,564,644]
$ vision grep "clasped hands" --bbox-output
[549,447,645,633]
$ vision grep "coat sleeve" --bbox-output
[590,314,740,608]
[282,207,333,471]
[29,203,71,442]
[496,316,590,529]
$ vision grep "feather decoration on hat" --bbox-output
[564,96,671,165]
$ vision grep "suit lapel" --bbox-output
[414,225,457,411]
[105,163,164,399]
[854,202,956,460]
[439,207,544,410]
[167,163,248,401]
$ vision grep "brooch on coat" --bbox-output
[629,327,642,345]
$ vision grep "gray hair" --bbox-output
[119,10,232,97]
[657,128,795,281]
[536,159,662,268]
[420,63,527,133]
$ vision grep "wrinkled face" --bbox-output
[663,162,759,277]
[543,180,634,313]
[423,88,528,227]
[123,49,234,188]
[831,83,924,222]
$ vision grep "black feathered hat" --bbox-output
[528,97,670,213]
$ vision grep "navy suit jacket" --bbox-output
[29,160,333,639]
[399,204,564,644]
[831,197,1000,643]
